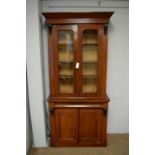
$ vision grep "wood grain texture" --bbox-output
[42,12,114,19]
[42,12,114,24]
[48,102,108,110]
[79,109,106,145]
[50,106,108,146]
[48,96,110,102]
[42,12,114,147]
[52,25,78,97]
[48,25,55,96]
[55,109,78,145]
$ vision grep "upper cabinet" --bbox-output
[42,12,114,98]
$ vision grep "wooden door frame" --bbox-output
[78,24,104,97]
[52,25,79,97]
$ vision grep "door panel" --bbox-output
[53,24,104,97]
[53,25,78,96]
[79,24,103,96]
[79,109,106,144]
[82,30,98,93]
[55,109,78,144]
[58,30,74,93]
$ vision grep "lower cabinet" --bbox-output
[50,107,107,146]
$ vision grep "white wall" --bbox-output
[41,0,129,134]
[26,0,128,148]
[107,9,129,133]
[26,79,32,153]
[27,0,47,147]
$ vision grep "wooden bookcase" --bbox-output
[42,12,114,147]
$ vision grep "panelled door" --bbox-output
[54,108,107,145]
[55,109,78,144]
[53,24,104,96]
[79,109,107,145]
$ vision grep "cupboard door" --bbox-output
[79,109,106,145]
[53,25,78,96]
[55,109,78,144]
[79,24,103,96]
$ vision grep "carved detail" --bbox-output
[102,107,107,116]
[48,24,52,34]
[49,103,55,112]
[104,23,108,35]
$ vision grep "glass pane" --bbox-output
[58,31,74,93]
[82,30,98,93]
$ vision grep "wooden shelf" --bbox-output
[59,60,97,63]
[58,43,73,45]
[59,76,73,79]
[82,42,98,45]
[59,60,73,63]
[83,75,97,78]
[59,75,96,79]
[59,85,73,93]
[83,84,97,93]
[59,71,73,76]
[83,61,97,63]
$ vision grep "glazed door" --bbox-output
[53,24,105,96]
[78,24,103,96]
[53,25,79,96]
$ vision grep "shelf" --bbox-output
[58,42,73,45]
[59,85,74,93]
[59,57,73,62]
[83,75,97,78]
[59,61,73,63]
[58,50,73,53]
[59,75,96,80]
[59,75,73,79]
[83,84,97,93]
[82,42,98,45]
[82,45,97,51]
[82,45,98,62]
[83,61,97,63]
[83,78,96,83]
[83,76,97,93]
[59,71,73,76]
[59,60,97,63]
[83,55,97,62]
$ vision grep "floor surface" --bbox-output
[28,134,129,155]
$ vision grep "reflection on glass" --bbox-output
[58,31,74,93]
[83,78,97,93]
[83,45,98,62]
[82,30,98,93]
[83,63,97,76]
